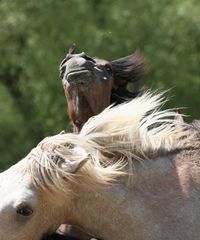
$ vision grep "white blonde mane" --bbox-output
[28,92,198,196]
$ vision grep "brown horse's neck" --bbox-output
[68,95,95,133]
[67,87,111,133]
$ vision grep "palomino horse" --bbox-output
[59,47,146,133]
[0,92,200,240]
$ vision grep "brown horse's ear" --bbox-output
[68,43,76,55]
[111,51,147,88]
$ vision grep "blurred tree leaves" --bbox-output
[0,0,199,169]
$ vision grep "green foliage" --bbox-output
[0,0,200,170]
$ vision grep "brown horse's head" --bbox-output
[59,47,147,133]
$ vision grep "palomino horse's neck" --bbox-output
[67,180,144,240]
[68,189,129,239]
[63,148,200,240]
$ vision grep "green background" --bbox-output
[0,0,200,170]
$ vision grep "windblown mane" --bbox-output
[28,92,199,197]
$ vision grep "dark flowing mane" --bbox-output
[111,52,146,83]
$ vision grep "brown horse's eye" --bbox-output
[105,65,112,75]
[16,205,33,217]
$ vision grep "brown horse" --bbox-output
[59,47,146,133]
[55,47,147,240]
